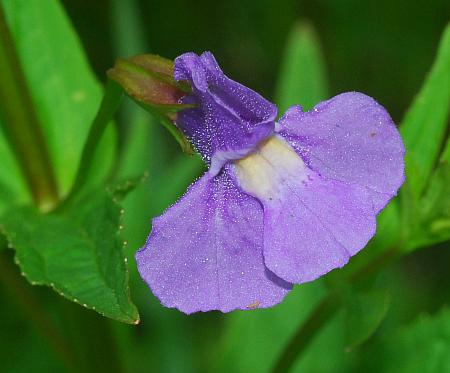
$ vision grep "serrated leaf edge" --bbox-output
[0,191,140,325]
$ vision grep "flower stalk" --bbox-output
[61,79,123,207]
[271,246,401,372]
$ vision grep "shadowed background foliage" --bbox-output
[1,0,449,372]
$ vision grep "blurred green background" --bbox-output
[1,0,449,372]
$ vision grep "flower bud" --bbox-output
[107,54,194,154]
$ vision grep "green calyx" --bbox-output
[108,54,194,154]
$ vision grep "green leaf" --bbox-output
[343,288,391,350]
[374,308,450,373]
[2,0,116,197]
[0,187,139,324]
[0,4,60,210]
[400,23,450,201]
[406,137,450,251]
[274,21,329,113]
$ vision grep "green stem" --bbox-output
[59,298,125,373]
[61,79,123,208]
[272,293,340,373]
[271,246,401,373]
[0,250,76,371]
[0,6,59,211]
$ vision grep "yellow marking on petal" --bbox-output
[234,136,306,201]
[246,300,261,309]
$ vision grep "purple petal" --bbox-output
[278,92,405,213]
[263,172,376,283]
[136,166,291,314]
[174,52,277,175]
[234,136,376,284]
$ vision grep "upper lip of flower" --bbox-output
[173,51,278,171]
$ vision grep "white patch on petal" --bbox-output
[234,136,307,201]
[209,147,255,177]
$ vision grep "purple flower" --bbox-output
[136,52,405,314]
